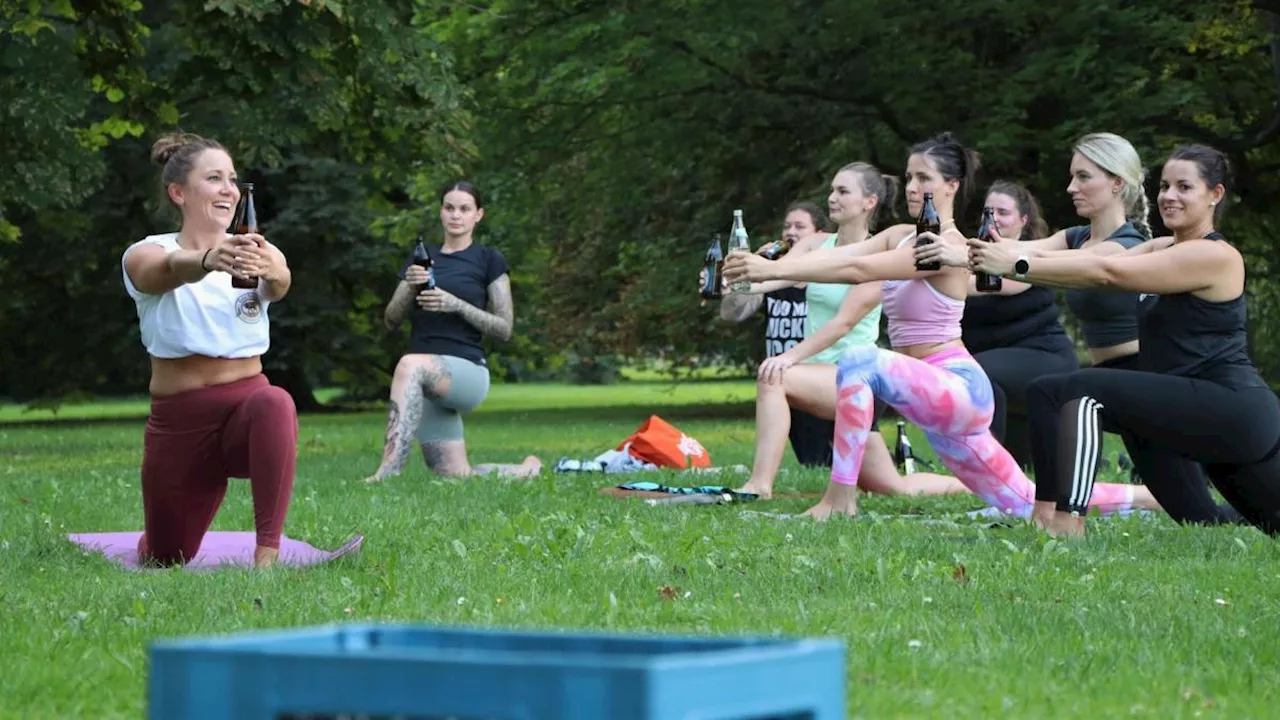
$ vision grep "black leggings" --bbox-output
[1026,367,1280,533]
[973,336,1079,467]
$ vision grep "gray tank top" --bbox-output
[1063,223,1145,348]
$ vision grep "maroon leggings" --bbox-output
[137,374,298,566]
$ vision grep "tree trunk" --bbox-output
[265,364,322,413]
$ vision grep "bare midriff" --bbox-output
[893,338,966,361]
[148,355,263,397]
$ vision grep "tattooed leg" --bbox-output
[419,440,473,476]
[364,355,440,483]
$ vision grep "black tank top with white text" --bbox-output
[763,286,807,358]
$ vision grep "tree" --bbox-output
[0,0,473,407]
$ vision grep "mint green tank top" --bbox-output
[802,234,883,365]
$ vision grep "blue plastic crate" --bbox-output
[148,623,845,719]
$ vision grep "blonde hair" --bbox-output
[1073,132,1151,239]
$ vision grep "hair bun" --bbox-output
[150,132,204,167]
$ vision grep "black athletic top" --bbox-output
[1064,223,1145,348]
[1137,232,1265,388]
[398,241,510,366]
[962,283,1070,355]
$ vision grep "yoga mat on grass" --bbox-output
[67,531,364,571]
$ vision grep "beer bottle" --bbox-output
[410,237,437,291]
[759,236,794,260]
[699,233,725,301]
[974,206,1003,293]
[894,420,917,475]
[231,182,260,289]
[913,192,942,271]
[727,209,752,292]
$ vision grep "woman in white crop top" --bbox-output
[120,132,298,570]
[725,132,1157,522]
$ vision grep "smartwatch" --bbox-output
[1012,256,1030,281]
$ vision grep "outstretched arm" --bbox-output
[970,237,1239,295]
[719,291,763,322]
[724,226,907,286]
[1007,230,1071,256]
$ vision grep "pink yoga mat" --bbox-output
[67,531,364,570]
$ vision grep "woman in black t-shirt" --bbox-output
[959,181,1078,468]
[364,181,541,483]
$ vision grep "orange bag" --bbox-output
[618,415,712,469]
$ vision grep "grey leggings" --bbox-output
[414,355,491,443]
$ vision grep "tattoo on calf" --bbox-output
[421,441,450,472]
[373,401,403,475]
[373,359,460,480]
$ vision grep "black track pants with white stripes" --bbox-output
[1026,367,1280,534]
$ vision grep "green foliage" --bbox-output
[428,1,1280,376]
[0,0,471,405]
[5,1,1280,403]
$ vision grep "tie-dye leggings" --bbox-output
[832,345,1138,518]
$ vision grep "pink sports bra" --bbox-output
[881,232,965,348]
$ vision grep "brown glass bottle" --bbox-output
[759,237,794,260]
[699,233,725,300]
[231,183,260,289]
[974,206,1003,292]
[913,192,942,271]
[411,238,437,291]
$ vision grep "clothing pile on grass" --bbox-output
[554,415,740,475]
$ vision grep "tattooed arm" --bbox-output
[383,281,418,330]
[719,292,763,323]
[431,274,514,342]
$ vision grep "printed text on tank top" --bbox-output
[880,230,966,350]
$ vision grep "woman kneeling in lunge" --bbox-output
[725,132,1159,520]
[970,145,1280,538]
[720,163,965,499]
[365,181,540,483]
[123,133,298,568]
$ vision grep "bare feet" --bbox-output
[1041,510,1087,539]
[253,545,279,569]
[473,455,544,479]
[509,455,543,478]
[800,500,858,521]
[801,482,858,522]
[1031,500,1056,530]
[737,480,774,500]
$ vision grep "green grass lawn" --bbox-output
[2,382,1278,719]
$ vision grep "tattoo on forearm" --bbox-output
[385,282,417,330]
[720,292,762,323]
[454,275,513,341]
